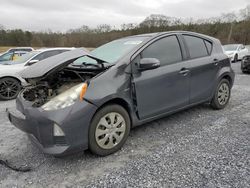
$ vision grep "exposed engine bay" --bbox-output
[22,66,106,107]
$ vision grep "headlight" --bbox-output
[41,83,88,111]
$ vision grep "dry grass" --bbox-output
[0,47,14,53]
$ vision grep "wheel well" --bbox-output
[99,98,131,115]
[0,76,21,84]
[221,75,232,87]
[95,98,132,124]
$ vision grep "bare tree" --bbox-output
[0,24,5,30]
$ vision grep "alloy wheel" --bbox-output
[217,83,229,106]
[0,78,20,99]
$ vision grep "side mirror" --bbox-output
[138,58,160,71]
[26,59,39,66]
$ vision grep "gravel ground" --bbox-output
[0,63,249,188]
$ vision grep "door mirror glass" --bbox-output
[26,59,39,66]
[138,58,160,71]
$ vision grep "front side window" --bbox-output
[183,35,209,59]
[141,35,182,66]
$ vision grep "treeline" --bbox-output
[0,5,250,47]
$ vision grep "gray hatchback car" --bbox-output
[8,31,235,156]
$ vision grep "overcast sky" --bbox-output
[0,0,249,32]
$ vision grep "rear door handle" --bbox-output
[179,68,190,75]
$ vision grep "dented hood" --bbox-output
[20,48,104,79]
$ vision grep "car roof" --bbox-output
[9,47,33,49]
[125,31,217,41]
[223,44,242,46]
[14,51,28,54]
[34,47,75,53]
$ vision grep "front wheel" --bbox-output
[89,104,131,156]
[211,79,231,110]
[0,77,21,100]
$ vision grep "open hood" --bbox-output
[20,48,105,79]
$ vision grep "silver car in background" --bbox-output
[0,48,74,100]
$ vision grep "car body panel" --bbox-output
[132,61,190,119]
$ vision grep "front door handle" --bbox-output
[179,68,190,76]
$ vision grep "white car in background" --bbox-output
[0,51,28,63]
[223,44,249,62]
[0,48,74,100]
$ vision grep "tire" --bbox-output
[242,69,249,74]
[242,70,246,74]
[89,104,131,156]
[211,79,231,110]
[233,54,238,62]
[0,77,21,100]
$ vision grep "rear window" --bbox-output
[183,35,209,59]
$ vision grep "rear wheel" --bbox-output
[0,77,21,100]
[242,69,249,74]
[89,104,131,156]
[211,79,231,110]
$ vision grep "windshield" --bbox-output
[11,51,39,64]
[73,37,148,65]
[223,45,239,51]
[0,52,12,61]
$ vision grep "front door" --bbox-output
[132,35,190,120]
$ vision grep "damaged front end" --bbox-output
[20,48,110,109]
[22,66,103,109]
[7,48,111,155]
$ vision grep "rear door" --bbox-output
[182,34,219,103]
[132,35,190,120]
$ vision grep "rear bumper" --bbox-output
[7,93,97,156]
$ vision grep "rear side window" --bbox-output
[183,35,209,59]
[142,35,182,66]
